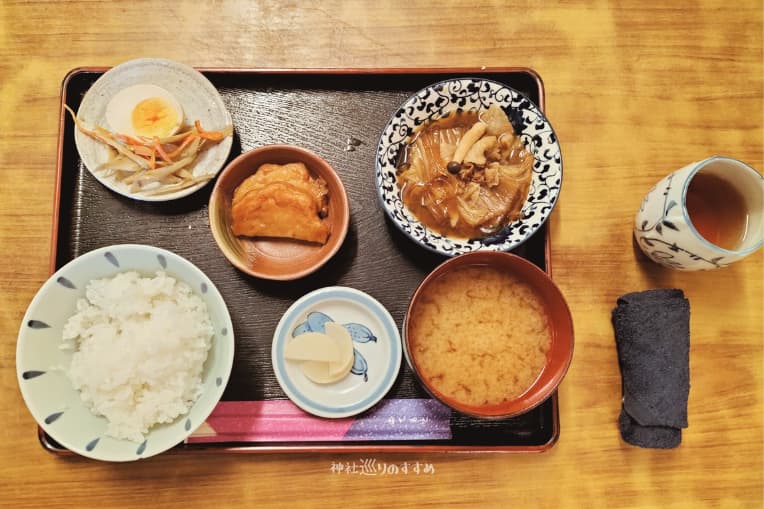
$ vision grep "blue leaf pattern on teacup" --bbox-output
[635,174,730,270]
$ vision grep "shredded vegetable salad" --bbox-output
[65,105,233,196]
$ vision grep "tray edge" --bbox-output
[41,66,559,456]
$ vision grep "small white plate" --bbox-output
[73,58,233,202]
[272,287,402,418]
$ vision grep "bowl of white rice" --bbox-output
[16,244,234,461]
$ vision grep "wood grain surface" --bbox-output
[0,1,761,508]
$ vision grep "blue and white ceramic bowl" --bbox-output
[634,156,764,270]
[16,244,234,461]
[375,77,563,256]
[272,287,402,419]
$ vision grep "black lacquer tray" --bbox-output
[42,67,558,454]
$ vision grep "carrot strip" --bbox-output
[152,137,173,163]
[63,105,97,137]
[193,120,230,141]
[64,103,233,193]
[197,131,226,141]
[167,133,197,159]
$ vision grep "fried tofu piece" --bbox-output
[233,162,329,217]
[231,167,331,244]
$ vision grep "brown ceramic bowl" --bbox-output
[209,145,350,280]
[403,251,574,419]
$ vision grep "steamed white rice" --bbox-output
[62,270,213,442]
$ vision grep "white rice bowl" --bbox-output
[63,271,213,442]
[16,244,234,461]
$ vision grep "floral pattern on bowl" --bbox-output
[375,77,563,256]
[16,244,235,461]
[273,287,402,419]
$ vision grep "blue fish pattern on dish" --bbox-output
[351,349,368,382]
[306,311,332,333]
[291,312,374,382]
[342,323,377,343]
[291,322,310,337]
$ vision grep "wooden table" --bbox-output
[1,1,761,507]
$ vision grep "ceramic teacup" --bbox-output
[634,156,763,270]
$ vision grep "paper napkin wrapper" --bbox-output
[612,289,690,449]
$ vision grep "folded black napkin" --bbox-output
[612,289,690,449]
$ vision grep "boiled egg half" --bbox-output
[105,83,183,138]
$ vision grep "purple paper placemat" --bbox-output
[187,399,453,443]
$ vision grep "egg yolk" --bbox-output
[130,97,179,138]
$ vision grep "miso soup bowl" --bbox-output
[403,251,574,419]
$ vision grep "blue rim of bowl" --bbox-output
[272,286,402,418]
[374,77,563,257]
[16,244,235,461]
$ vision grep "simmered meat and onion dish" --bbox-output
[396,104,534,239]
